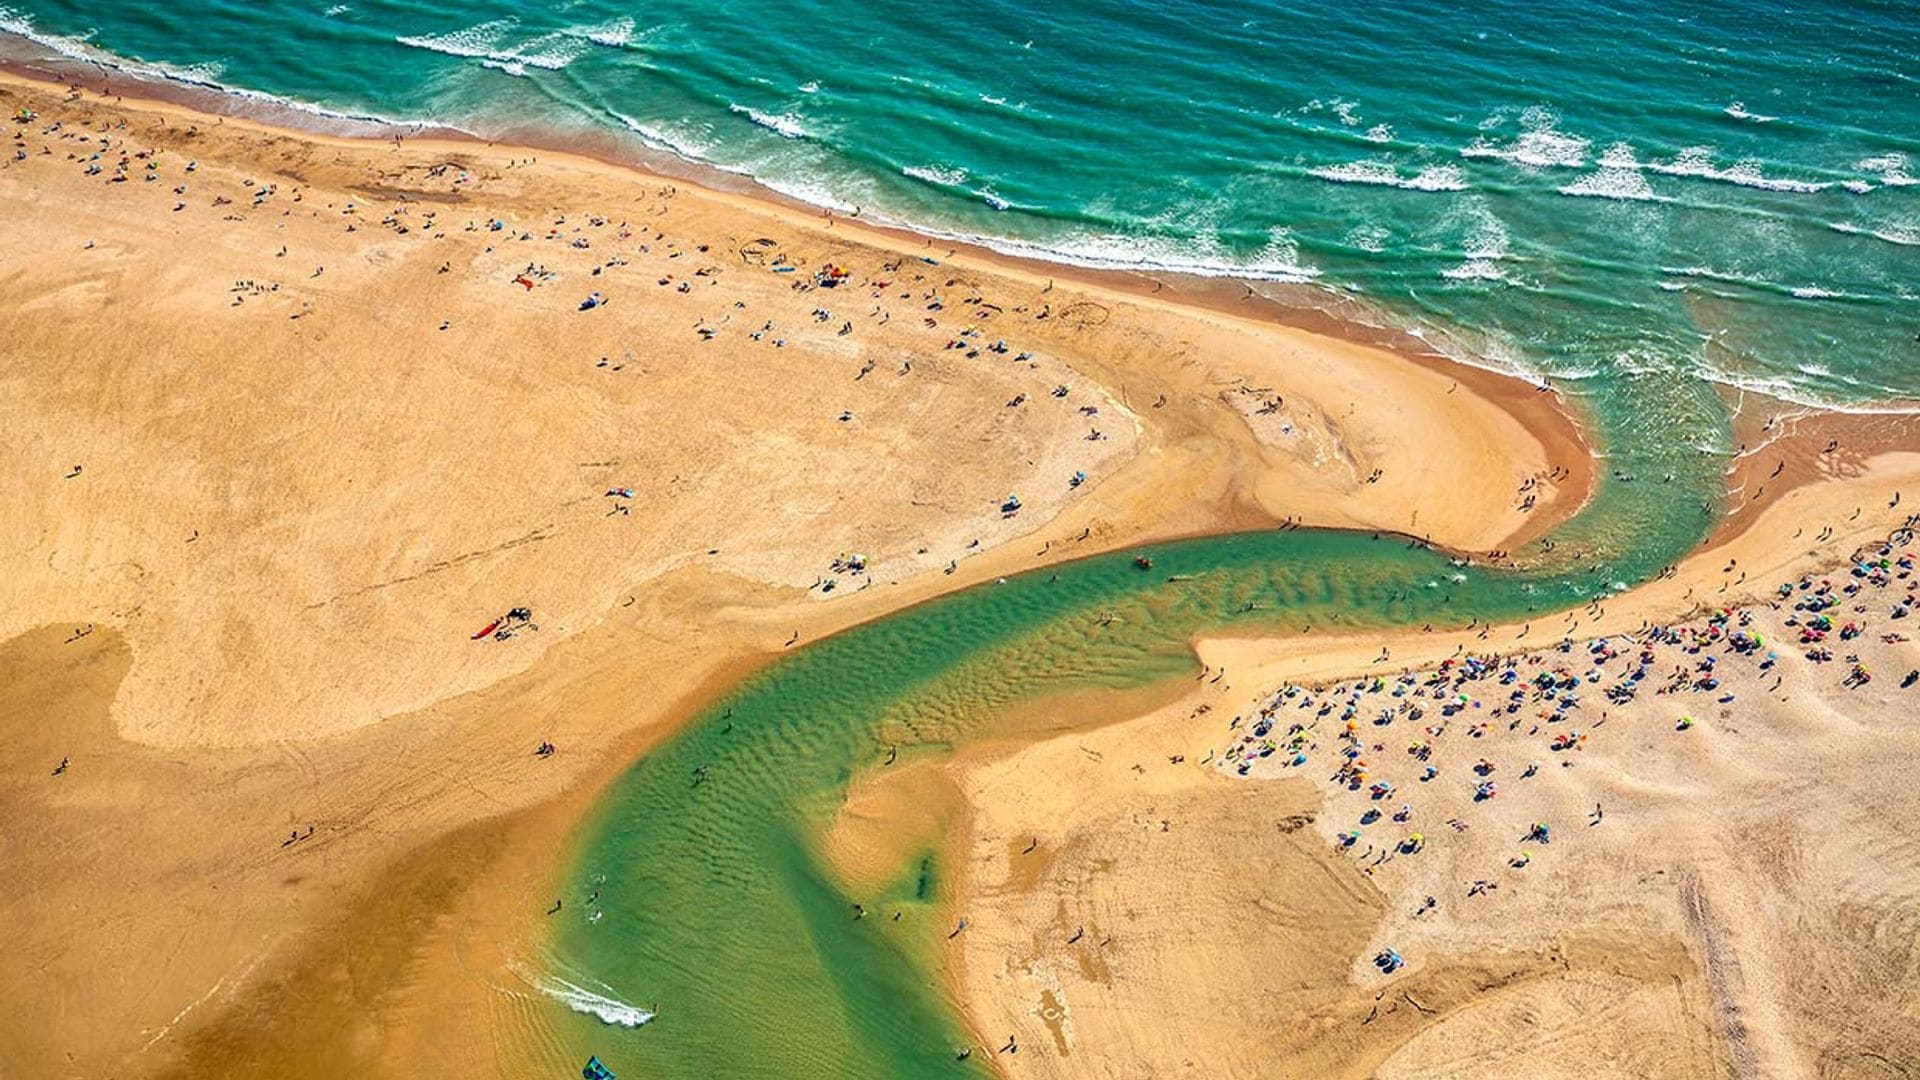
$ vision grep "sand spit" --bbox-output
[949,453,1920,1078]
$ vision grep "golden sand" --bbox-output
[945,453,1920,1079]
[3,65,1916,1079]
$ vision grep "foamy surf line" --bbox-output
[4,22,1912,423]
[0,16,432,133]
[1307,159,1468,192]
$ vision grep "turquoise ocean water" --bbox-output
[5,1,1916,1074]
[3,0,1915,419]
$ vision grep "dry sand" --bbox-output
[947,453,1920,1079]
[0,69,1583,1079]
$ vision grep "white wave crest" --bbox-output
[397,21,590,74]
[1442,260,1509,283]
[943,226,1320,283]
[729,104,808,139]
[1827,220,1920,247]
[1559,167,1660,202]
[396,19,518,60]
[756,174,858,211]
[902,164,967,187]
[1660,265,1772,288]
[1460,106,1588,168]
[1724,102,1776,123]
[1308,159,1467,192]
[1856,152,1917,187]
[577,17,636,48]
[611,112,716,161]
[1643,147,1829,193]
[1344,223,1390,253]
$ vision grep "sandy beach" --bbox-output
[947,452,1920,1079]
[4,60,1919,1080]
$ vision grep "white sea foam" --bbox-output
[729,104,808,139]
[1661,264,1773,288]
[1559,166,1660,202]
[1442,259,1508,282]
[1459,213,1508,262]
[509,31,590,70]
[1363,123,1394,144]
[927,225,1321,284]
[1700,363,1920,415]
[0,6,423,129]
[902,164,967,187]
[396,20,591,74]
[756,173,857,211]
[1724,101,1777,123]
[797,81,820,94]
[980,190,1011,210]
[396,19,519,61]
[1300,97,1365,127]
[1308,159,1466,192]
[1643,146,1829,193]
[1856,152,1917,187]
[324,4,350,15]
[1460,106,1588,168]
[1344,223,1390,253]
[611,112,717,160]
[1827,220,1919,247]
[1790,285,1843,299]
[1437,203,1513,283]
[577,16,636,48]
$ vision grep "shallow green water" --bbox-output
[548,515,1693,1077]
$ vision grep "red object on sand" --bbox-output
[472,619,501,640]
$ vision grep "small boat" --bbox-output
[583,1055,617,1080]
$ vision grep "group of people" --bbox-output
[1220,524,1919,975]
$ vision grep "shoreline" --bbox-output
[0,63,1595,1078]
[0,44,1599,556]
[7,26,1915,435]
[4,39,1918,1080]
